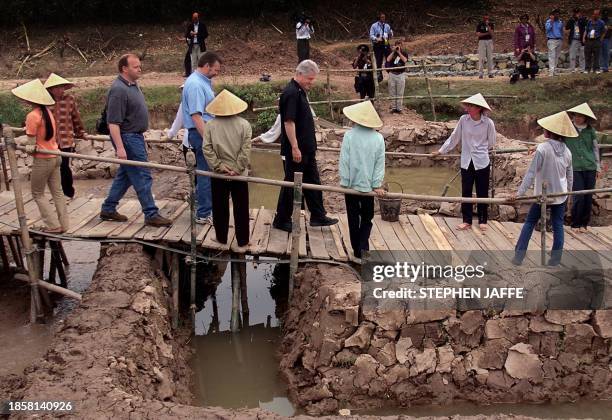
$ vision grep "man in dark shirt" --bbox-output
[476,15,495,78]
[100,54,171,227]
[566,8,587,72]
[584,9,607,73]
[273,60,338,232]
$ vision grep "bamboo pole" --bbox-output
[289,172,303,298]
[0,141,10,191]
[371,51,380,100]
[282,62,454,73]
[422,61,437,122]
[14,273,82,300]
[326,64,334,119]
[540,182,547,266]
[3,127,42,322]
[186,150,197,325]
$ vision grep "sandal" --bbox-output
[456,223,472,231]
[479,224,488,231]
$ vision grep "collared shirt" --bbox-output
[339,125,385,192]
[585,19,606,39]
[385,49,408,74]
[49,93,86,149]
[369,21,393,44]
[193,22,199,43]
[182,70,215,130]
[296,22,314,40]
[25,108,58,159]
[279,79,316,157]
[476,21,494,40]
[565,125,600,171]
[167,102,189,147]
[438,114,496,170]
[545,18,564,39]
[106,75,148,134]
[566,16,587,43]
[203,116,252,175]
[518,139,573,205]
[514,24,536,53]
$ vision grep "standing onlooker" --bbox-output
[273,60,338,232]
[510,112,578,266]
[584,9,607,73]
[369,13,393,83]
[385,40,408,113]
[512,14,538,82]
[100,54,171,226]
[44,73,86,199]
[565,103,600,233]
[296,16,314,63]
[476,14,495,79]
[185,12,209,75]
[432,94,496,231]
[182,52,222,224]
[566,8,587,72]
[545,9,564,76]
[203,90,252,248]
[12,79,68,233]
[166,84,192,162]
[601,10,611,72]
[352,44,375,99]
[339,101,386,259]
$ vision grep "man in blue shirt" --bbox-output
[369,13,393,83]
[545,9,564,76]
[583,9,607,73]
[181,51,221,224]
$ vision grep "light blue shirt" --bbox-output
[182,71,215,130]
[545,18,564,39]
[339,125,385,193]
[369,21,393,43]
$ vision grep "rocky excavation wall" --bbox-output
[280,264,612,416]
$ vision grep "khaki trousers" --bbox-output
[31,157,69,231]
[478,39,494,75]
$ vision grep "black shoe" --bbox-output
[310,216,339,227]
[488,74,494,78]
[100,211,128,222]
[145,214,172,227]
[272,220,292,233]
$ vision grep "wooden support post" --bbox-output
[57,241,69,266]
[7,236,24,269]
[230,256,241,333]
[371,51,380,100]
[14,237,24,268]
[540,182,548,266]
[0,236,10,273]
[186,150,197,326]
[289,172,303,299]
[239,256,249,326]
[4,126,43,322]
[171,253,179,330]
[422,61,437,121]
[50,241,67,288]
[326,64,334,120]
[14,273,82,300]
[0,139,10,191]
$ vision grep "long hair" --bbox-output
[38,105,54,141]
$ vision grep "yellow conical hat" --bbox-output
[461,93,491,111]
[205,89,248,116]
[567,102,597,121]
[537,111,578,138]
[342,100,383,129]
[11,79,55,106]
[43,73,74,89]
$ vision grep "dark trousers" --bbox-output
[275,154,326,224]
[297,39,310,63]
[356,75,375,99]
[571,170,597,228]
[345,194,374,258]
[184,45,192,76]
[211,178,250,247]
[585,39,602,72]
[373,43,388,81]
[518,63,539,79]
[59,146,75,198]
[461,161,490,224]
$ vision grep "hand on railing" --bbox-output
[24,145,37,154]
[507,192,517,202]
[373,188,386,197]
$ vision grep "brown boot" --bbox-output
[145,214,172,227]
[100,211,128,222]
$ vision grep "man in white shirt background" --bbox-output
[296,15,315,64]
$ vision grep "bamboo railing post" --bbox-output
[0,138,10,191]
[289,172,303,298]
[540,182,548,266]
[326,64,334,120]
[2,126,42,322]
[186,150,198,326]
[371,51,380,100]
[421,61,437,121]
[490,152,496,199]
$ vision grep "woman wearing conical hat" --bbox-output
[339,101,386,259]
[432,93,496,231]
[44,73,86,199]
[565,103,601,233]
[509,111,578,266]
[11,79,69,233]
[203,89,252,248]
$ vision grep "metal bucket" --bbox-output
[378,182,403,222]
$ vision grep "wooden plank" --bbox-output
[420,214,453,251]
[231,208,259,253]
[398,215,441,265]
[108,200,147,238]
[337,212,359,263]
[249,208,272,255]
[368,217,389,252]
[322,224,347,261]
[304,213,329,259]
[111,200,169,240]
[328,215,347,261]
[142,201,188,242]
[373,216,410,262]
[136,201,182,241]
[0,192,33,215]
[65,198,104,235]
[27,196,90,228]
[406,214,447,266]
[163,205,192,243]
[590,226,612,247]
[390,216,426,264]
[202,205,235,251]
[3,199,39,232]
[80,200,140,238]
[285,211,308,257]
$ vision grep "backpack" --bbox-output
[96,104,109,135]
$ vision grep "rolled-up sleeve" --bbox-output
[439,119,462,154]
[488,119,497,149]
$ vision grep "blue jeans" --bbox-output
[188,128,212,218]
[101,133,159,220]
[514,202,566,264]
[601,38,610,71]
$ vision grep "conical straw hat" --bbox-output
[537,111,578,138]
[205,89,248,116]
[460,93,491,111]
[342,100,383,129]
[43,73,74,89]
[567,102,597,121]
[11,79,55,106]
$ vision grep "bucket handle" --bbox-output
[383,181,404,195]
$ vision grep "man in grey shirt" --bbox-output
[100,53,171,227]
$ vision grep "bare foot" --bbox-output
[42,226,64,234]
[579,227,588,233]
[456,223,471,231]
[571,227,580,233]
[479,223,488,231]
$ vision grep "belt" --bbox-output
[548,38,562,40]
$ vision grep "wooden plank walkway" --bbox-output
[0,191,611,263]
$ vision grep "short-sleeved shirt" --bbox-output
[476,21,494,40]
[386,49,408,74]
[106,75,148,134]
[25,108,58,159]
[279,79,316,157]
[182,71,215,130]
[585,19,606,39]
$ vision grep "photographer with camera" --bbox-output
[296,15,315,63]
[511,14,538,83]
[352,44,375,99]
[385,40,408,113]
[369,13,393,83]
